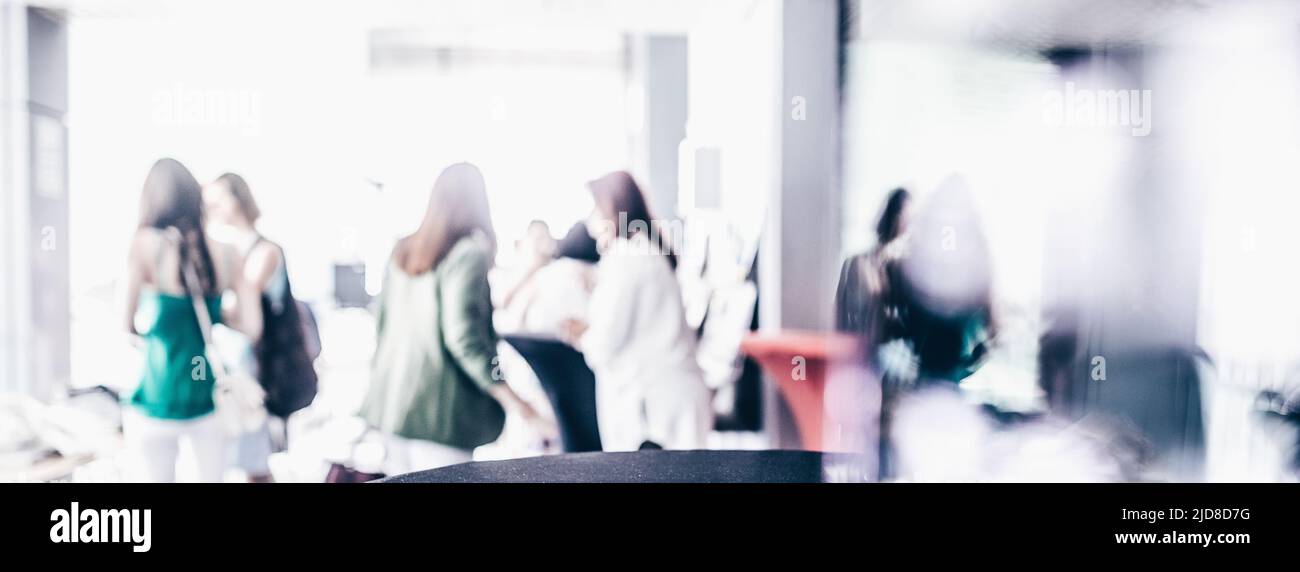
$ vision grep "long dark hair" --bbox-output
[138,158,218,294]
[395,162,497,275]
[588,170,676,268]
[876,187,910,245]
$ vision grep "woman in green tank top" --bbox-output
[121,158,263,482]
[129,291,224,419]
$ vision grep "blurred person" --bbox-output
[560,171,711,451]
[893,177,995,384]
[495,219,558,327]
[204,173,319,482]
[496,219,597,335]
[835,187,911,352]
[826,188,909,478]
[873,176,1125,481]
[493,221,603,453]
[553,220,602,264]
[122,158,262,482]
[360,163,551,474]
[881,176,994,480]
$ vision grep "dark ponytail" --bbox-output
[139,158,218,294]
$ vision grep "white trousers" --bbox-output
[596,373,712,452]
[380,434,473,476]
[123,410,227,483]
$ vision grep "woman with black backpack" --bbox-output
[204,172,319,482]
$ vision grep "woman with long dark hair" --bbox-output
[122,158,262,482]
[204,172,318,482]
[361,163,549,473]
[835,187,911,345]
[561,171,711,451]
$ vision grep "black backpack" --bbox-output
[254,247,319,418]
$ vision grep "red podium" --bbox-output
[740,330,859,451]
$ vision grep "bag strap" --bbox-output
[170,227,230,380]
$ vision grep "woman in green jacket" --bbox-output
[361,162,548,473]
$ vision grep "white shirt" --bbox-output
[521,259,592,336]
[580,236,711,451]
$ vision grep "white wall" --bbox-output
[772,0,840,332]
[1,5,70,401]
[684,0,781,273]
[684,0,843,446]
[65,4,633,388]
[0,3,33,396]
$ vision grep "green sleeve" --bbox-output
[439,240,501,392]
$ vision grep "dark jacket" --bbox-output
[361,233,505,449]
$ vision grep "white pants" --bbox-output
[380,434,473,476]
[123,410,227,483]
[596,373,712,452]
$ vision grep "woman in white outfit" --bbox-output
[562,171,711,451]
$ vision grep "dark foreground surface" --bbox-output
[381,450,863,483]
